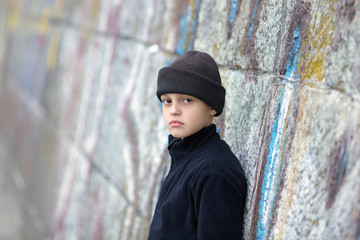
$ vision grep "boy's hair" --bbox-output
[156,50,225,116]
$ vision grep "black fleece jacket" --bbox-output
[148,124,247,240]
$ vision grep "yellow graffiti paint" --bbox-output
[91,0,101,21]
[47,31,60,70]
[299,1,337,84]
[6,0,21,32]
[54,0,65,18]
[38,7,51,35]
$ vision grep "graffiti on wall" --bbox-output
[0,0,360,239]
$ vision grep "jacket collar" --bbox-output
[167,124,219,161]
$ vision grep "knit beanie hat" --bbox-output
[156,50,225,116]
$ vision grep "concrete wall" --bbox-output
[0,0,359,239]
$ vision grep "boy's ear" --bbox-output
[210,108,217,116]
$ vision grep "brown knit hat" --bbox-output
[156,50,225,116]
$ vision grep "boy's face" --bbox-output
[160,93,217,139]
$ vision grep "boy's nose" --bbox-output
[170,103,181,115]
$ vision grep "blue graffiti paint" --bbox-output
[256,25,302,237]
[248,0,260,39]
[267,87,296,226]
[279,89,296,165]
[337,144,349,189]
[20,36,37,92]
[267,90,295,203]
[257,89,284,240]
[177,10,189,55]
[158,100,163,112]
[165,59,174,67]
[229,0,239,24]
[176,0,200,55]
[285,26,301,78]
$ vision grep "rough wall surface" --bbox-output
[0,0,359,239]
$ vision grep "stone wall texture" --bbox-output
[0,0,360,239]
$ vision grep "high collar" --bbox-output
[167,124,219,161]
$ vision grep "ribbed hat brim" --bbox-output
[156,67,225,116]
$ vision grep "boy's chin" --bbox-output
[168,130,188,139]
[169,128,200,139]
[170,133,186,139]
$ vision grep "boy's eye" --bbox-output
[162,99,171,104]
[183,98,192,103]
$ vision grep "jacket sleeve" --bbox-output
[191,172,246,240]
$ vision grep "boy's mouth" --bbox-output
[169,120,184,127]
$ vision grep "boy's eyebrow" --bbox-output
[161,94,194,99]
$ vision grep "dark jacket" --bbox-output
[148,124,247,240]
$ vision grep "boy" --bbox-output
[148,51,247,240]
